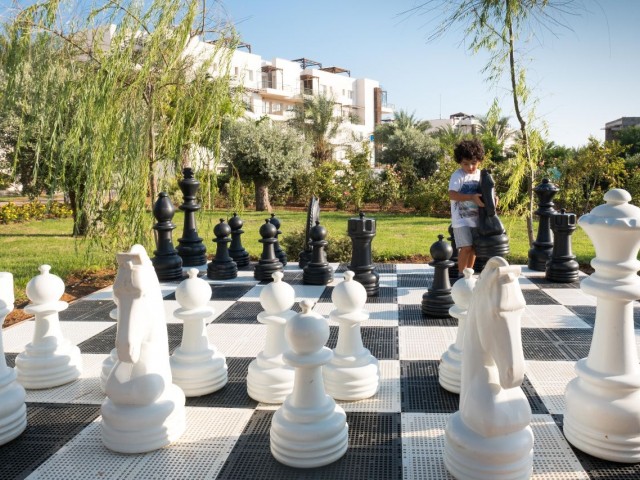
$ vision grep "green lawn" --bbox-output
[0,210,596,306]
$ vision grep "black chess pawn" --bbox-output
[228,213,250,268]
[270,213,288,266]
[347,212,379,296]
[422,234,455,317]
[473,169,509,270]
[176,167,207,267]
[299,196,320,269]
[303,221,334,285]
[254,219,284,282]
[151,192,184,282]
[207,219,238,280]
[528,178,559,271]
[545,209,579,283]
[447,224,459,281]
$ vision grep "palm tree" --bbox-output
[289,94,345,164]
[375,109,431,144]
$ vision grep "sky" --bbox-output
[222,0,640,148]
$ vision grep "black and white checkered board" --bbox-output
[2,262,640,480]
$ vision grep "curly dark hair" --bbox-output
[453,138,485,164]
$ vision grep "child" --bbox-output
[448,139,485,273]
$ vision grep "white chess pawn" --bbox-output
[247,271,295,403]
[170,268,227,396]
[564,189,640,462]
[99,306,118,394]
[0,273,27,445]
[270,300,348,468]
[15,265,82,389]
[323,270,379,400]
[439,268,476,394]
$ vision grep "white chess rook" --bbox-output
[15,265,82,389]
[564,189,640,463]
[270,300,348,468]
[439,268,476,394]
[247,271,295,404]
[170,268,228,396]
[0,272,27,445]
[444,257,534,480]
[102,245,185,453]
[323,270,379,401]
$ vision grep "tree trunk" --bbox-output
[68,188,89,237]
[254,179,272,212]
[146,85,158,203]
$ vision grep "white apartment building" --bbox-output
[225,47,393,163]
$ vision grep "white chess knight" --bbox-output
[444,257,534,480]
[439,268,476,394]
[99,306,118,394]
[101,245,185,453]
[15,265,82,389]
[170,268,228,396]
[0,272,27,445]
[247,271,295,403]
[323,270,379,400]
[270,300,348,468]
[564,188,640,463]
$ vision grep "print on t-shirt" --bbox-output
[456,181,480,219]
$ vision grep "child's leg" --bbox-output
[458,246,476,272]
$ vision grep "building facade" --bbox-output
[604,117,640,142]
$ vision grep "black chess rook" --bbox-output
[545,209,579,283]
[347,212,379,296]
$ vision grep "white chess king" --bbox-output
[101,245,185,453]
[444,257,533,480]
[564,188,640,463]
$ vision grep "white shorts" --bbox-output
[452,226,474,248]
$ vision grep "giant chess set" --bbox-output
[1,176,640,480]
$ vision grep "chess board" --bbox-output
[2,262,640,480]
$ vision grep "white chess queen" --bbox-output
[444,257,534,480]
[101,245,185,453]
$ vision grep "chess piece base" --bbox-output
[270,398,348,468]
[303,264,334,285]
[421,291,454,318]
[564,361,640,463]
[439,345,462,394]
[229,251,250,268]
[170,352,228,397]
[254,261,283,281]
[101,385,186,453]
[152,256,184,282]
[545,259,580,283]
[0,370,27,445]
[247,356,295,404]
[207,261,238,280]
[444,412,534,480]
[323,359,379,401]
[15,343,82,389]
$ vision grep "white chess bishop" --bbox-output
[247,271,295,403]
[323,270,379,400]
[564,189,640,463]
[101,245,185,453]
[270,300,348,468]
[444,257,533,480]
[0,272,27,445]
[170,268,228,396]
[15,265,82,389]
[439,268,476,394]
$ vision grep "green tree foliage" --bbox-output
[615,126,640,158]
[378,127,442,180]
[374,109,431,144]
[555,137,626,214]
[289,94,347,164]
[406,0,578,245]
[477,100,515,163]
[0,0,239,248]
[221,119,311,212]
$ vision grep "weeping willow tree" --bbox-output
[404,0,579,245]
[0,0,241,250]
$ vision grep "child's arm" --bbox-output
[449,190,485,207]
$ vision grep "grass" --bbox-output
[0,209,596,307]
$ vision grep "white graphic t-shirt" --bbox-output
[449,168,481,228]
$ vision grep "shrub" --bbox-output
[279,227,351,263]
[0,200,72,224]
